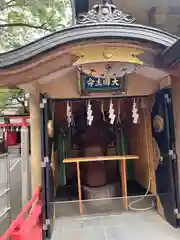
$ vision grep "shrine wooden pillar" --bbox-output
[29,91,41,194]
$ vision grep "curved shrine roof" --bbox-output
[0,23,178,69]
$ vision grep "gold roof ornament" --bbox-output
[72,47,144,66]
[77,0,135,24]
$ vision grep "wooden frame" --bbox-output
[64,155,139,215]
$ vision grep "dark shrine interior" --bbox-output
[51,99,151,202]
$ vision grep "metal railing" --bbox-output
[0,153,11,236]
[0,120,30,236]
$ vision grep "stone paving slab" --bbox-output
[51,210,180,240]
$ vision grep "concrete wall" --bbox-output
[90,0,180,36]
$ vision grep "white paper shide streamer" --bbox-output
[109,100,116,124]
[66,101,73,127]
[132,99,139,124]
[87,100,94,126]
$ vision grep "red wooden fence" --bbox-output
[0,187,42,240]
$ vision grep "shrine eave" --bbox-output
[0,23,178,69]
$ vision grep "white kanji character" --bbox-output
[111,76,119,86]
[95,77,102,86]
[87,78,95,87]
[103,76,111,86]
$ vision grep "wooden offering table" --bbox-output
[64,155,139,215]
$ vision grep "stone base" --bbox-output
[83,182,120,211]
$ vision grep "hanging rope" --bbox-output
[58,131,66,186]
[116,122,133,181]
[117,100,121,124]
[70,102,75,127]
[129,98,154,211]
[66,127,71,158]
[101,100,105,121]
